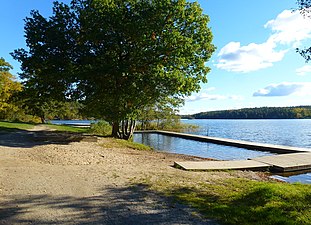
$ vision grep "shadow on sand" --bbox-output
[0,128,95,148]
[0,184,216,225]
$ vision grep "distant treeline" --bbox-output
[182,106,311,119]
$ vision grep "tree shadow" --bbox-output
[0,128,92,148]
[0,184,217,225]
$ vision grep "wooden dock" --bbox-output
[252,153,311,172]
[174,160,270,171]
[175,153,311,172]
[136,130,311,154]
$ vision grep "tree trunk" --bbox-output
[112,122,120,138]
[40,116,46,124]
[111,119,136,140]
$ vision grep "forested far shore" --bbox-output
[181,106,311,119]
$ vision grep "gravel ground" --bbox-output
[0,126,266,224]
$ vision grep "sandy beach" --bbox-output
[0,126,267,224]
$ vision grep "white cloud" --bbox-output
[296,65,311,76]
[216,41,287,73]
[216,10,311,73]
[185,88,244,102]
[186,93,226,101]
[228,95,245,100]
[253,82,311,97]
[265,10,311,45]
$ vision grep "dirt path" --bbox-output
[0,126,264,224]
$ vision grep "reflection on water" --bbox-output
[271,169,311,184]
[133,133,275,160]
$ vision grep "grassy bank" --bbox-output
[0,121,89,133]
[45,124,89,133]
[100,137,152,151]
[140,176,311,225]
[0,121,34,131]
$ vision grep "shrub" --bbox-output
[89,120,111,136]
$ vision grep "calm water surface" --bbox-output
[181,119,311,148]
[133,133,275,160]
[271,173,311,184]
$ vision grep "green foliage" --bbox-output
[89,121,112,136]
[11,113,41,124]
[16,96,82,123]
[159,119,198,132]
[0,58,82,123]
[137,96,197,131]
[12,0,215,139]
[147,177,311,225]
[137,116,198,132]
[0,58,22,120]
[183,106,311,119]
[41,101,82,121]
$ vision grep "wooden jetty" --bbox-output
[252,153,311,172]
[174,160,270,171]
[175,153,311,172]
[136,130,311,154]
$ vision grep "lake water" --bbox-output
[134,119,311,159]
[133,119,311,184]
[51,120,96,125]
[181,119,311,148]
[133,133,276,160]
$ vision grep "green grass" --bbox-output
[45,124,89,133]
[0,121,35,132]
[101,138,152,151]
[0,121,89,134]
[146,177,311,225]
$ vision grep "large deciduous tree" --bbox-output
[12,0,215,139]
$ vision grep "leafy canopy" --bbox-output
[0,58,22,119]
[12,0,215,137]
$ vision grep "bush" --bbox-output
[137,118,198,132]
[89,120,111,136]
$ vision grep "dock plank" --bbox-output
[252,153,311,172]
[175,153,311,172]
[174,160,270,171]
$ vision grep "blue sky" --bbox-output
[1,0,310,115]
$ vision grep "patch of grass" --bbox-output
[0,121,34,132]
[143,177,311,225]
[45,124,89,133]
[101,138,152,151]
